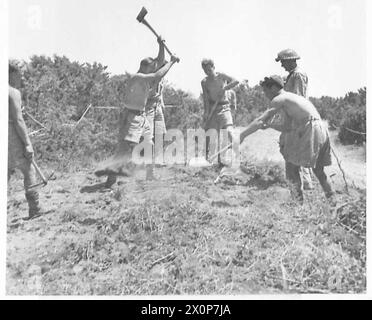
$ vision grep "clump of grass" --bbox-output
[60,209,79,222]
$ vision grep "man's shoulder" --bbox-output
[277,90,298,101]
[271,92,287,105]
[289,68,307,79]
[282,90,298,98]
[131,72,150,82]
[217,72,230,80]
[9,86,21,101]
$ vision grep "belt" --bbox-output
[209,100,229,106]
[124,107,146,116]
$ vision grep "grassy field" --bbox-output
[6,129,366,295]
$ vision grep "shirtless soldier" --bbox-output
[201,59,239,164]
[241,75,334,204]
[8,63,44,218]
[95,44,179,187]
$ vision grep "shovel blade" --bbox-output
[188,157,212,168]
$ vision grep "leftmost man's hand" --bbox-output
[157,35,165,46]
[24,144,34,161]
[171,55,180,63]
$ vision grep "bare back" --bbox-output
[123,74,152,111]
[271,91,321,125]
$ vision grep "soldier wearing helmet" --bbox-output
[276,49,308,98]
[276,49,314,190]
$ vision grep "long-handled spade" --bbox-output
[188,142,233,168]
[188,119,264,183]
[27,159,56,190]
[12,158,56,193]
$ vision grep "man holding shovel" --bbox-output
[95,41,179,187]
[201,59,239,165]
[240,75,334,204]
[8,63,44,218]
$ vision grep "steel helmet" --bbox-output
[275,49,301,62]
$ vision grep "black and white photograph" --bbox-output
[2,0,368,298]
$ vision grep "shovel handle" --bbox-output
[205,100,219,125]
[31,159,47,185]
[208,143,233,162]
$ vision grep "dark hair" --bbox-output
[140,57,154,69]
[201,58,214,68]
[260,76,284,89]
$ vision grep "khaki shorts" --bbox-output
[205,109,233,130]
[280,119,332,168]
[119,108,153,144]
[8,125,29,171]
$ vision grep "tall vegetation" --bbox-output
[11,55,366,167]
[310,88,366,145]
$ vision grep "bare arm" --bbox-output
[267,121,288,132]
[219,72,239,91]
[261,97,292,132]
[156,36,165,67]
[9,89,34,159]
[240,107,280,143]
[258,108,279,122]
[136,56,179,82]
[265,112,292,132]
[201,80,210,119]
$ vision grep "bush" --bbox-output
[310,88,366,146]
[338,106,366,145]
[12,54,366,171]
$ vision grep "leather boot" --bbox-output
[105,174,117,188]
[25,190,42,218]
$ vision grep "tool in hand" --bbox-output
[27,159,56,190]
[136,7,178,59]
[205,100,219,126]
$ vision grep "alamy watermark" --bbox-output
[132,127,242,167]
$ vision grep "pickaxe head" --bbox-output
[27,172,56,190]
[136,7,148,23]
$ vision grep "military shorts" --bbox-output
[8,125,29,171]
[119,108,153,145]
[205,109,233,131]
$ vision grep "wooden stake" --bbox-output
[331,147,349,194]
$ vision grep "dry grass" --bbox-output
[6,162,366,295]
[6,130,366,295]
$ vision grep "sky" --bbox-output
[8,0,367,98]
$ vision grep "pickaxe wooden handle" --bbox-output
[31,158,48,186]
[208,143,233,162]
[26,163,55,191]
[205,100,219,125]
[209,121,263,162]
